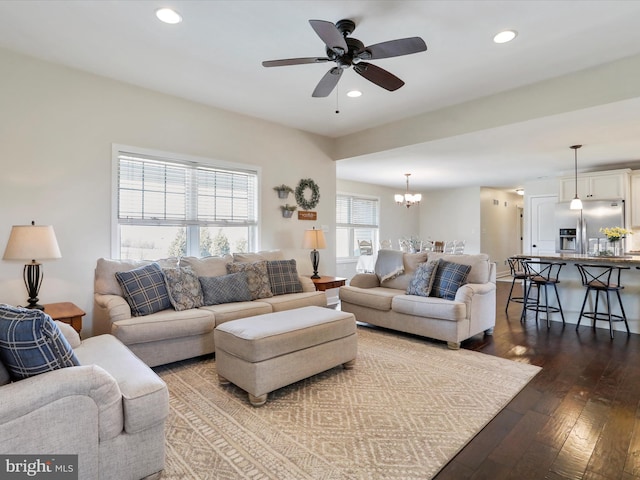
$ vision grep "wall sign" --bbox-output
[298,211,317,221]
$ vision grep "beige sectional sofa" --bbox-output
[93,251,326,367]
[339,252,496,349]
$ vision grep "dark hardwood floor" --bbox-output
[434,280,640,480]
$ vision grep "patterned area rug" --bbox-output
[155,326,540,480]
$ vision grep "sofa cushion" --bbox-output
[95,257,179,296]
[266,259,303,295]
[200,302,273,326]
[392,295,467,321]
[179,255,232,278]
[339,286,404,311]
[0,305,80,381]
[427,253,491,284]
[199,272,252,305]
[116,263,172,316]
[406,258,440,297]
[226,261,273,300]
[162,266,204,311]
[381,252,429,291]
[111,308,216,345]
[430,260,472,301]
[259,291,327,312]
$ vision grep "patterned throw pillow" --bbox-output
[0,304,80,381]
[406,259,440,297]
[266,259,303,296]
[115,262,172,316]
[226,261,273,300]
[430,260,472,301]
[199,272,252,305]
[162,266,204,311]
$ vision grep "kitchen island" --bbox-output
[512,253,640,335]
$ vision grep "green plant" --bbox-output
[273,184,294,193]
[281,204,297,211]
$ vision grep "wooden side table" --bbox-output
[309,276,347,309]
[309,276,347,291]
[43,302,85,335]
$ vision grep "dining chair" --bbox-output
[358,240,373,255]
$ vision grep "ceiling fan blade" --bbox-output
[262,57,330,67]
[309,19,348,55]
[312,67,344,97]
[360,37,427,60]
[353,62,404,91]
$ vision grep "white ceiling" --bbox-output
[1,0,640,191]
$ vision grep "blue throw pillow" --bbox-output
[430,260,472,300]
[266,259,303,295]
[115,262,172,316]
[0,304,80,381]
[199,272,252,305]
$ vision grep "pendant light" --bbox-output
[569,145,583,210]
[394,173,422,208]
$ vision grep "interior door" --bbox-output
[529,195,558,255]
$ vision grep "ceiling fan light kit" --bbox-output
[262,18,427,98]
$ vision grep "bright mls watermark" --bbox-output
[0,455,77,479]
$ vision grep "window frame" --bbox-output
[336,192,380,260]
[111,144,261,259]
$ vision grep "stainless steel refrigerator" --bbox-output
[554,199,625,254]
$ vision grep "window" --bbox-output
[113,147,258,260]
[336,193,379,258]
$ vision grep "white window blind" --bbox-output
[336,195,378,228]
[118,154,257,226]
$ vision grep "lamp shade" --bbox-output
[302,228,327,250]
[3,225,62,261]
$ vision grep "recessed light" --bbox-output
[493,30,517,44]
[156,8,182,24]
[347,90,362,98]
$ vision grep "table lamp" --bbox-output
[3,221,62,310]
[302,227,326,279]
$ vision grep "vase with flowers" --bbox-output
[599,226,633,256]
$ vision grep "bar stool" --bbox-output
[505,256,531,314]
[575,264,630,338]
[521,260,566,328]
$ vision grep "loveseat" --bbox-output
[93,251,327,367]
[0,311,168,480]
[339,252,496,349]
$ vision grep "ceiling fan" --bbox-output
[262,19,427,97]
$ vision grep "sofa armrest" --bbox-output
[0,365,124,441]
[455,282,497,333]
[95,293,131,322]
[348,273,380,289]
[299,276,317,293]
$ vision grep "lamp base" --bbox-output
[23,262,44,311]
[310,249,320,279]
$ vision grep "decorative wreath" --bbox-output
[295,178,320,210]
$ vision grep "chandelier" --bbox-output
[394,173,422,208]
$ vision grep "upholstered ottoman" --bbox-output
[214,306,357,406]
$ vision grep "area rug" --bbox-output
[155,326,541,480]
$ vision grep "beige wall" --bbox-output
[0,48,336,336]
[480,188,524,277]
[419,187,482,253]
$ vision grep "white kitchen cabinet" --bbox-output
[559,170,630,202]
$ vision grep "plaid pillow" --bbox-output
[430,260,472,301]
[115,262,172,316]
[0,304,80,381]
[406,259,440,297]
[226,261,273,300]
[199,272,252,306]
[163,266,204,311]
[266,259,303,295]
